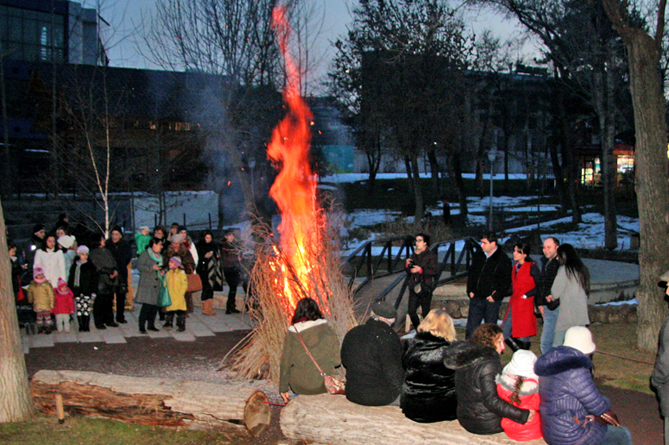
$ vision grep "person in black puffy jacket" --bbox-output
[401,309,458,423]
[443,323,533,434]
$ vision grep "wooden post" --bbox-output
[55,394,64,424]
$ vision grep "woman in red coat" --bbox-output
[502,242,540,351]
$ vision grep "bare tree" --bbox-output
[602,0,669,352]
[0,199,34,422]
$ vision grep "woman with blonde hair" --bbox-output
[400,309,458,423]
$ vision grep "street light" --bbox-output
[487,148,499,230]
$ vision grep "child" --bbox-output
[68,245,96,332]
[28,265,55,334]
[164,256,188,332]
[54,278,75,333]
[496,349,542,441]
[135,226,151,255]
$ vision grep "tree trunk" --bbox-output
[451,152,468,219]
[427,148,440,196]
[555,77,581,223]
[280,393,543,444]
[617,37,668,351]
[0,198,35,423]
[410,153,424,220]
[31,370,270,435]
[404,156,414,195]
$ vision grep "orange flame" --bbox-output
[267,5,322,310]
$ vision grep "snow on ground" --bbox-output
[505,213,639,250]
[321,172,541,183]
[130,174,638,254]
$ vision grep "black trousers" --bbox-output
[408,291,432,330]
[115,291,126,321]
[223,267,240,310]
[93,293,114,327]
[138,303,159,329]
[199,272,214,301]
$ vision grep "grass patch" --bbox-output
[0,415,245,445]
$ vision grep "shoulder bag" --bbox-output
[294,327,346,395]
[186,273,203,292]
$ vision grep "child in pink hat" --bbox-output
[54,278,75,333]
[28,265,55,334]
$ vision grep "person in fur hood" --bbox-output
[279,298,341,403]
[401,309,458,423]
[443,323,533,435]
[496,349,542,441]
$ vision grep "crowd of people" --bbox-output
[278,232,634,445]
[9,214,245,335]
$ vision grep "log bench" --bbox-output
[31,370,270,436]
[281,394,547,445]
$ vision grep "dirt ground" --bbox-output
[24,331,664,445]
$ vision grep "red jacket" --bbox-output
[503,261,538,338]
[54,288,75,315]
[497,375,542,441]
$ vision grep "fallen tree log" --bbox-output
[31,370,270,435]
[281,394,546,445]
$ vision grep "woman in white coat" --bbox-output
[33,234,66,289]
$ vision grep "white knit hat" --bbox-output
[502,349,538,379]
[58,235,75,249]
[563,326,596,355]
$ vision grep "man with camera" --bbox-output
[405,233,438,330]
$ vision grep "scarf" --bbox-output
[73,260,87,288]
[148,250,166,286]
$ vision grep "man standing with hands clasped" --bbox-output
[465,232,512,339]
[405,233,438,330]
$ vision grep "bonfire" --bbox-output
[227,5,357,383]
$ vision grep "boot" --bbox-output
[505,337,520,352]
[202,299,216,316]
[176,316,186,333]
[163,313,174,330]
[78,316,85,332]
[518,340,531,350]
[82,315,91,332]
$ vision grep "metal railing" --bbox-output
[345,236,482,305]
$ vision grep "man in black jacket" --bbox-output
[107,226,133,324]
[465,232,512,339]
[537,236,561,353]
[341,301,404,406]
[405,232,438,330]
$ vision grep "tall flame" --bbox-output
[267,5,322,310]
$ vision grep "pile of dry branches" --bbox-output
[226,210,358,383]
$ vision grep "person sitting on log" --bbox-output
[401,308,458,423]
[279,297,341,403]
[341,300,404,406]
[443,323,534,435]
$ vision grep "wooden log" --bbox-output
[31,370,270,436]
[280,394,547,445]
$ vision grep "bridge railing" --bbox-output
[345,236,482,302]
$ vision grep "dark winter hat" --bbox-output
[110,225,123,235]
[371,300,397,320]
[33,223,45,234]
[177,225,187,233]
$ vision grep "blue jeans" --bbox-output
[540,306,559,354]
[501,308,529,342]
[602,425,632,445]
[466,297,502,339]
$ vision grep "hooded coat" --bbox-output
[279,319,341,395]
[496,374,542,441]
[341,318,405,406]
[534,346,609,445]
[400,331,457,423]
[443,341,529,435]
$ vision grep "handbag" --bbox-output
[413,276,433,299]
[593,410,621,426]
[157,282,172,308]
[294,327,346,395]
[186,273,203,292]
